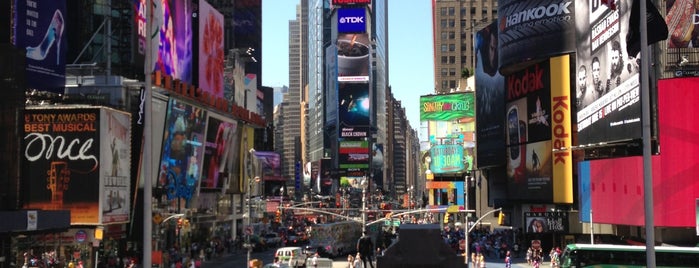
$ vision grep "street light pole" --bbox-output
[361,177,368,229]
[246,148,256,267]
[464,173,470,266]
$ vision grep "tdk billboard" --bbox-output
[338,8,366,33]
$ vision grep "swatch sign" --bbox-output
[338,8,366,33]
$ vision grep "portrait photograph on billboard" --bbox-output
[154,0,194,83]
[524,212,568,233]
[419,93,475,175]
[158,98,207,205]
[101,109,132,224]
[200,114,238,191]
[198,0,225,99]
[338,82,370,127]
[337,33,370,82]
[475,21,506,168]
[575,0,641,145]
[498,0,576,73]
[14,0,67,93]
[22,108,102,224]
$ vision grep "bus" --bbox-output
[559,243,699,267]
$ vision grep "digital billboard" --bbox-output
[158,98,207,205]
[338,8,366,33]
[475,21,506,168]
[575,0,641,145]
[504,57,572,203]
[253,151,283,181]
[23,108,130,225]
[154,0,194,83]
[338,82,370,127]
[332,0,371,5]
[14,0,67,93]
[337,33,370,82]
[200,114,238,191]
[338,140,370,170]
[498,0,576,73]
[419,93,475,175]
[666,0,699,49]
[198,0,225,99]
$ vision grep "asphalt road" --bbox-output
[201,248,545,268]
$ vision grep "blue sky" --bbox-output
[261,1,434,127]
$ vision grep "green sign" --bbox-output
[420,93,475,121]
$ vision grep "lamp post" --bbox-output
[361,177,368,229]
[245,148,257,267]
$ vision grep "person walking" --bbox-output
[353,253,362,268]
[356,231,375,268]
[505,251,512,268]
[346,254,355,268]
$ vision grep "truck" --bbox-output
[307,221,362,257]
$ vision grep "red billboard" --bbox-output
[198,0,224,99]
[583,78,699,227]
[200,113,238,191]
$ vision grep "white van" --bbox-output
[274,247,306,268]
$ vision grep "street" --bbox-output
[201,249,544,268]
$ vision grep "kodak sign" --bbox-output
[550,55,572,204]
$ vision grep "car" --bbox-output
[264,233,282,247]
[274,247,306,268]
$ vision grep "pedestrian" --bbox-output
[505,251,512,268]
[356,231,375,268]
[353,253,362,268]
[310,253,319,268]
[478,252,486,268]
[346,254,355,268]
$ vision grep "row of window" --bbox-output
[441,68,457,77]
[439,80,458,90]
[441,31,472,40]
[440,55,470,65]
[440,44,469,52]
[439,6,488,17]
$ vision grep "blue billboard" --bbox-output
[14,0,67,93]
[338,8,366,33]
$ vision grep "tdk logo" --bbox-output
[338,8,366,33]
[340,16,364,24]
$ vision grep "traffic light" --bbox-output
[498,212,506,225]
[275,209,281,223]
[443,212,451,224]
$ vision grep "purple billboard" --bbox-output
[14,0,67,93]
[155,0,194,83]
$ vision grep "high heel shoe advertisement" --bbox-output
[14,1,67,93]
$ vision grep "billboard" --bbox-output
[475,21,506,168]
[419,93,475,175]
[332,0,371,5]
[524,212,568,233]
[337,33,370,82]
[154,0,194,83]
[338,8,366,33]
[252,151,283,181]
[326,45,339,126]
[198,0,225,99]
[338,140,370,170]
[666,0,699,49]
[101,109,132,224]
[200,114,238,191]
[157,98,207,205]
[575,0,641,145]
[23,107,130,225]
[338,83,370,127]
[504,57,572,203]
[498,0,576,72]
[14,0,67,93]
